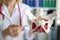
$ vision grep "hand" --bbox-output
[37,16,48,21]
[8,24,23,37]
[2,24,23,38]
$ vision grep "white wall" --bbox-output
[56,0,60,19]
[56,0,60,25]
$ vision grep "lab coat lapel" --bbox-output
[2,11,12,23]
[1,4,12,23]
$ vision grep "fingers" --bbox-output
[9,24,19,27]
[36,16,48,20]
[8,24,22,32]
[9,30,19,37]
[8,24,23,37]
[8,28,19,37]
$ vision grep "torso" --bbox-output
[0,3,30,40]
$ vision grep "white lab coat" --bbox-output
[0,3,30,40]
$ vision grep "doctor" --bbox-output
[0,0,30,40]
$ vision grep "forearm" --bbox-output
[2,28,9,39]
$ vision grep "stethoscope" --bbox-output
[0,3,22,26]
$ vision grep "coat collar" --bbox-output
[1,3,22,17]
[1,3,19,22]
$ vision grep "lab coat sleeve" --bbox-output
[24,5,37,21]
[0,15,3,31]
[0,16,4,40]
[22,13,30,40]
